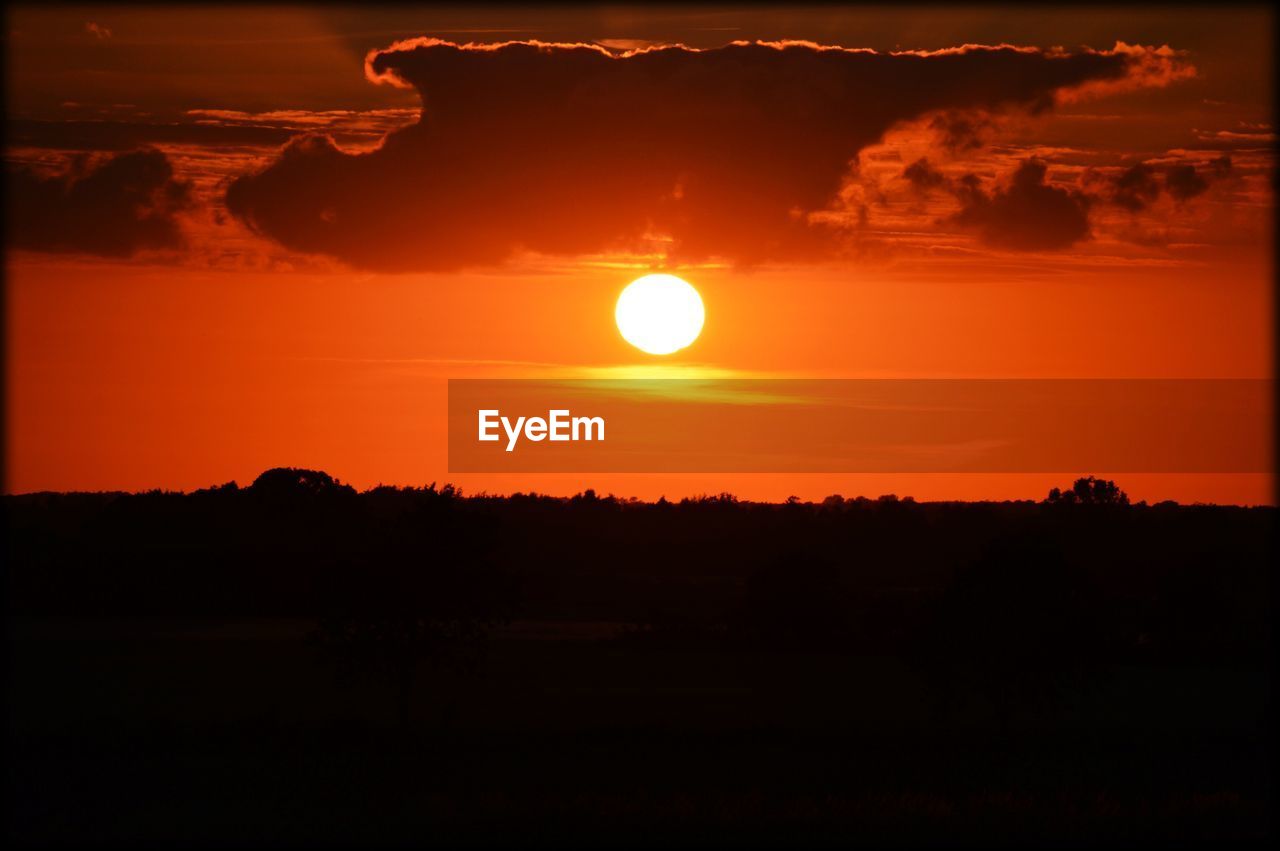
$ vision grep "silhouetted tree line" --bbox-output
[5,471,1271,683]
[6,469,1272,845]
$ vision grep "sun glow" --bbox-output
[615,274,705,355]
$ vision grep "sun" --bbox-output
[615,274,706,355]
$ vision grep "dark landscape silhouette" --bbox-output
[5,470,1273,846]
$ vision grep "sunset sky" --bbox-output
[5,4,1274,503]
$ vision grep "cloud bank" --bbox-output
[7,148,192,257]
[951,159,1092,251]
[226,39,1188,270]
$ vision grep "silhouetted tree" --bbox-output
[1046,476,1129,506]
[250,467,355,498]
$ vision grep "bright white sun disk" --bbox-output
[615,274,705,355]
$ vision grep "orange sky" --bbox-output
[4,5,1275,503]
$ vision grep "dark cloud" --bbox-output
[225,38,1177,270]
[1112,162,1161,211]
[6,148,192,256]
[8,118,296,152]
[903,157,948,193]
[1088,157,1231,211]
[1164,163,1209,201]
[928,110,995,152]
[951,159,1091,251]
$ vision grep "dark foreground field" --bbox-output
[4,471,1274,847]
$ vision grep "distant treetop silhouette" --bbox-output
[1046,477,1129,506]
[249,467,355,498]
